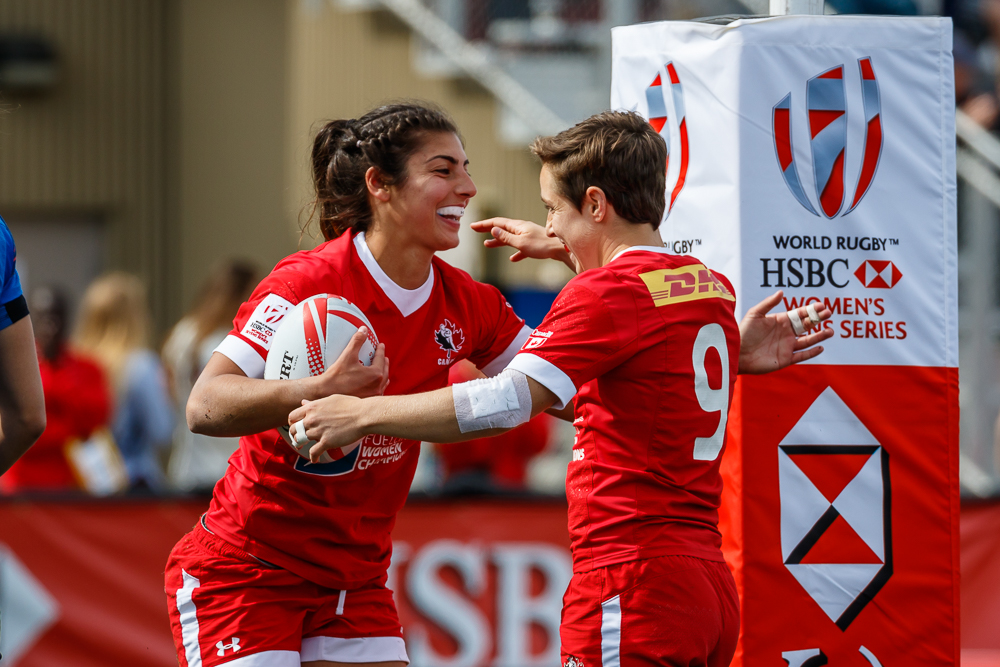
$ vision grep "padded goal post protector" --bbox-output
[612,17,958,667]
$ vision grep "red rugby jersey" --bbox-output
[205,232,530,589]
[508,247,740,573]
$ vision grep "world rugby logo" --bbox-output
[772,58,883,219]
[778,387,892,631]
[643,62,688,217]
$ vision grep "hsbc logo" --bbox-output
[778,387,892,631]
[854,260,902,289]
[642,61,689,217]
[772,58,883,219]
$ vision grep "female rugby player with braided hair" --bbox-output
[165,103,535,667]
[165,102,829,667]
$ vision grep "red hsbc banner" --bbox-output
[612,16,959,667]
[0,498,571,667]
[2,498,998,665]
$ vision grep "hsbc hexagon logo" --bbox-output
[854,260,902,288]
[778,387,892,631]
[642,61,688,218]
[773,58,883,219]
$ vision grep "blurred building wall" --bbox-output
[172,0,291,319]
[285,4,552,286]
[0,0,170,327]
[0,0,553,337]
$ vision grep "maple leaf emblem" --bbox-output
[434,319,465,355]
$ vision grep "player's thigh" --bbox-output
[165,528,310,666]
[615,556,738,666]
[562,556,738,667]
[299,583,407,665]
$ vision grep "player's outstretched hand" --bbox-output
[738,291,834,374]
[316,327,390,398]
[470,217,575,270]
[288,395,366,463]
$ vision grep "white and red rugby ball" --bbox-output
[263,294,379,463]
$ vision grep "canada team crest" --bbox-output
[773,57,883,218]
[641,61,689,217]
[435,319,464,364]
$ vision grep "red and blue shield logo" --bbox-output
[773,58,883,219]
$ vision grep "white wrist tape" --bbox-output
[787,309,807,336]
[453,369,532,433]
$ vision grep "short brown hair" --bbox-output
[531,111,666,230]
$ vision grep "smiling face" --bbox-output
[377,131,476,253]
[540,164,596,271]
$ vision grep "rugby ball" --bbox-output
[263,294,379,462]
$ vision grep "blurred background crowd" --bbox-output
[1,0,1000,499]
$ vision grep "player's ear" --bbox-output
[365,167,392,202]
[583,186,608,224]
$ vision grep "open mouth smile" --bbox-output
[436,206,465,225]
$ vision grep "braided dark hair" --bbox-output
[309,103,460,241]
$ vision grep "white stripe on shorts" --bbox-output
[600,595,622,667]
[177,570,203,667]
[300,636,409,663]
[217,651,299,666]
[336,589,346,615]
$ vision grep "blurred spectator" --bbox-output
[955,28,1000,129]
[436,360,553,494]
[74,273,173,492]
[1,287,111,493]
[162,259,258,492]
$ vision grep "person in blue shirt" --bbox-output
[0,217,46,476]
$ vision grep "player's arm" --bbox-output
[738,290,834,374]
[187,328,388,437]
[288,371,559,462]
[470,218,577,272]
[0,315,46,475]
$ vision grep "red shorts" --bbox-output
[164,519,408,666]
[560,555,739,667]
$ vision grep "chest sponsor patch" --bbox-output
[241,293,293,350]
[639,264,735,307]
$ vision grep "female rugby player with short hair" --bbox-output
[286,110,833,667]
[166,102,828,667]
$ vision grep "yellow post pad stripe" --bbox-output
[639,264,736,307]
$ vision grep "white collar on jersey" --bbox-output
[354,232,435,317]
[608,245,675,264]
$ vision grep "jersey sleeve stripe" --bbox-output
[507,352,577,410]
[215,334,266,379]
[480,325,533,377]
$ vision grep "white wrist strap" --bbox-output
[453,369,532,433]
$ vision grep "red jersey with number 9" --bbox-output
[507,247,740,573]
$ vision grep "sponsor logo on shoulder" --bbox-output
[435,319,465,365]
[241,293,293,349]
[639,264,735,307]
[523,330,553,350]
